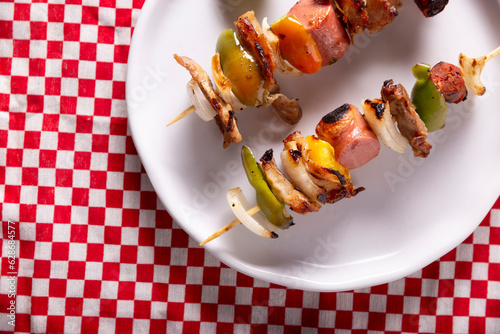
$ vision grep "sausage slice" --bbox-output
[316,103,380,169]
[430,61,468,104]
[288,0,351,66]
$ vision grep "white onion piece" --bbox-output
[459,46,500,96]
[227,187,278,239]
[280,149,325,204]
[362,99,408,153]
[186,79,217,121]
[262,17,303,77]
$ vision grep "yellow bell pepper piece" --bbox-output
[306,135,351,179]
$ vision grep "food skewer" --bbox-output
[170,40,500,130]
[171,0,450,146]
[198,50,499,246]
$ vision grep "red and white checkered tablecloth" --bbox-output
[1,1,500,333]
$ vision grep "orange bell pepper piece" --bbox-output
[271,15,322,74]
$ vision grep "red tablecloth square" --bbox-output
[0,21,13,39]
[13,4,30,22]
[30,22,48,40]
[63,23,80,42]
[79,42,97,61]
[0,58,12,75]
[81,6,98,25]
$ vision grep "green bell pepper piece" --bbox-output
[216,29,265,107]
[241,145,293,229]
[411,63,448,132]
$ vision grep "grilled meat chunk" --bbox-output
[414,0,449,17]
[260,149,321,214]
[234,11,277,92]
[271,94,303,125]
[366,0,402,33]
[174,54,242,148]
[381,79,432,158]
[267,84,303,125]
[283,132,362,203]
[430,61,468,104]
[332,0,369,35]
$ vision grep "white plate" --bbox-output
[126,0,500,291]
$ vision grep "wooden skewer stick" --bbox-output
[166,105,195,127]
[199,205,261,246]
[485,46,500,62]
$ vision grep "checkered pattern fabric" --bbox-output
[0,1,499,333]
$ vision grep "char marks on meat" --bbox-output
[316,104,380,169]
[235,11,303,125]
[174,54,242,148]
[381,79,432,158]
[365,0,402,33]
[413,0,449,17]
[321,103,352,124]
[332,0,369,35]
[260,149,321,214]
[234,11,277,91]
[283,132,362,203]
[281,133,328,204]
[261,131,363,215]
[430,61,468,104]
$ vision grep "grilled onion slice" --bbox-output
[362,98,408,153]
[459,46,500,96]
[227,187,278,239]
[174,54,242,148]
[186,79,217,121]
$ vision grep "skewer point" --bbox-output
[198,205,261,246]
[167,105,195,127]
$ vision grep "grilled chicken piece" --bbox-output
[174,54,242,148]
[235,11,302,125]
[381,79,432,158]
[333,0,369,35]
[307,171,349,203]
[281,134,328,204]
[234,11,277,92]
[260,149,321,214]
[304,152,362,203]
[413,0,448,17]
[366,0,402,33]
[284,132,362,203]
